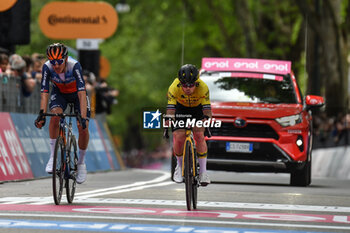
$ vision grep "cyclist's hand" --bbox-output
[34,110,46,129]
[163,128,169,139]
[204,127,212,138]
[81,118,87,129]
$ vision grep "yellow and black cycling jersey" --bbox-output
[167,78,211,110]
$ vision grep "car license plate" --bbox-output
[226,142,253,153]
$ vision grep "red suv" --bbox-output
[201,58,324,186]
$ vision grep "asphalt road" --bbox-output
[0,167,349,233]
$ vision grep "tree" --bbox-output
[296,0,349,116]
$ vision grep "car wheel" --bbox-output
[290,160,311,186]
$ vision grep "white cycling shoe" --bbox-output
[199,172,211,186]
[76,163,87,184]
[45,157,54,173]
[173,164,183,183]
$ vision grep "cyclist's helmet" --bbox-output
[46,43,68,60]
[178,64,199,84]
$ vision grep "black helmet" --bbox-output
[178,64,199,84]
[46,43,68,60]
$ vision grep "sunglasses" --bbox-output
[181,83,195,88]
[49,59,65,66]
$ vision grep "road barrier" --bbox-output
[313,147,350,180]
[0,112,122,182]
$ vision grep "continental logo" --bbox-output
[39,2,118,39]
[48,15,107,26]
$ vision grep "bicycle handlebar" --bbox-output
[41,112,83,126]
[41,113,78,117]
[163,127,212,139]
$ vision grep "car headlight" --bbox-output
[275,114,302,127]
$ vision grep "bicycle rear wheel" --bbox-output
[66,135,78,203]
[52,136,64,205]
[184,140,193,211]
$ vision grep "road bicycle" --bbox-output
[42,103,81,205]
[165,127,211,210]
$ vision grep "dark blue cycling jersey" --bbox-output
[41,56,90,118]
[41,56,86,94]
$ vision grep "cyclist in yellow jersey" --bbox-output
[165,64,212,186]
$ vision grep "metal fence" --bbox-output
[0,74,41,114]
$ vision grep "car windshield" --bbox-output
[200,72,297,104]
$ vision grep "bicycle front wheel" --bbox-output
[184,140,193,211]
[192,154,198,210]
[52,136,65,205]
[66,135,78,204]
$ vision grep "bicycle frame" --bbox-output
[58,113,75,180]
[182,129,197,177]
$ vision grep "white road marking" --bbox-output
[0,197,350,214]
[0,213,349,231]
[0,169,172,205]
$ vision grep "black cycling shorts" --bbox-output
[49,87,91,119]
[172,103,203,132]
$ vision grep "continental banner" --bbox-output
[39,1,118,39]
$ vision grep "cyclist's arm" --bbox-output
[166,82,177,120]
[78,91,87,119]
[74,62,88,119]
[40,64,51,113]
[203,109,212,118]
[202,86,212,118]
[39,92,49,113]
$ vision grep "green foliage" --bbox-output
[16,0,312,152]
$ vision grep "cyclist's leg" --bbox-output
[46,90,66,173]
[193,128,210,185]
[73,94,90,183]
[192,106,210,185]
[72,94,90,161]
[193,127,207,172]
[173,104,188,165]
[172,128,186,183]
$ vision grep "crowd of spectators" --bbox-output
[0,48,118,116]
[0,50,43,97]
[313,112,350,148]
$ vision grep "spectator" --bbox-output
[82,70,96,93]
[0,53,9,75]
[31,53,45,83]
[9,54,36,97]
[22,55,33,74]
[95,80,119,114]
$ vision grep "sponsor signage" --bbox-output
[95,121,120,170]
[0,113,33,181]
[201,57,292,75]
[0,0,17,12]
[85,119,114,171]
[39,1,118,39]
[100,55,111,79]
[10,113,50,178]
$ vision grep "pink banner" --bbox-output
[0,113,33,181]
[201,57,292,74]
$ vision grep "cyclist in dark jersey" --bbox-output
[35,43,90,184]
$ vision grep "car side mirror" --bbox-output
[305,95,324,110]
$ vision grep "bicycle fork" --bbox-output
[181,134,197,177]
